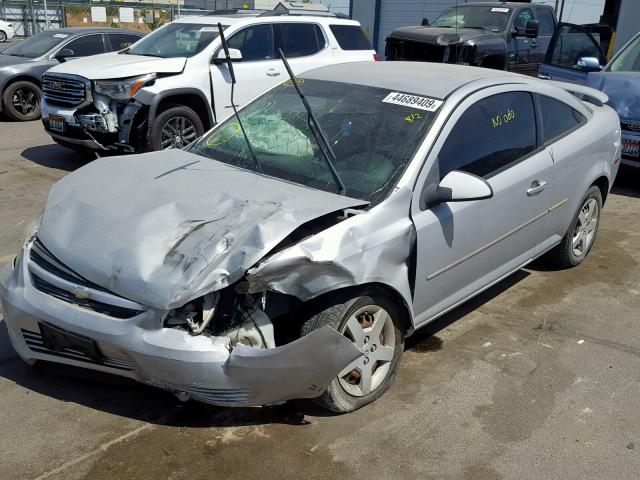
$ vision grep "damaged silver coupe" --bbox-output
[1,62,620,412]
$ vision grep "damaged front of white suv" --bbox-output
[2,74,439,410]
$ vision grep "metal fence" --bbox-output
[0,1,65,36]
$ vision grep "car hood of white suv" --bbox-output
[36,150,365,310]
[47,52,187,79]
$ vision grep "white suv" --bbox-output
[0,19,15,42]
[40,12,376,153]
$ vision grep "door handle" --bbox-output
[527,181,547,196]
[266,69,281,77]
[530,40,538,48]
[537,73,552,80]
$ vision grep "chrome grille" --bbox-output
[22,329,134,371]
[42,74,89,107]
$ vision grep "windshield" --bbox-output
[192,79,439,205]
[128,23,226,58]
[433,6,510,33]
[2,31,70,58]
[608,34,640,72]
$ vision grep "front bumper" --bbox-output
[0,243,361,406]
[621,129,640,169]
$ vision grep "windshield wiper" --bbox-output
[217,22,263,174]
[277,48,346,196]
[131,52,164,58]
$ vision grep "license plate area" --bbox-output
[622,138,640,157]
[39,322,102,362]
[48,114,65,133]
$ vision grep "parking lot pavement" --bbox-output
[1,120,639,480]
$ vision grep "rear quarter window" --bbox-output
[538,95,586,144]
[329,25,372,51]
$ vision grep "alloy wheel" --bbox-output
[338,305,396,397]
[572,198,599,257]
[160,116,198,149]
[12,87,37,116]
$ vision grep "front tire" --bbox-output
[549,185,602,267]
[301,288,405,413]
[2,81,42,121]
[0,31,7,43]
[148,105,204,151]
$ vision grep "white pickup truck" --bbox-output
[41,11,376,153]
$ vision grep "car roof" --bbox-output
[302,62,525,99]
[455,2,551,8]
[172,14,359,27]
[48,27,143,35]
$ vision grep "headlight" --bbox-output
[94,73,156,100]
[14,219,40,268]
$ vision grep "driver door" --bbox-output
[411,88,554,326]
[538,23,606,84]
[210,24,284,123]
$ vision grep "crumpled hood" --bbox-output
[37,151,365,310]
[586,72,640,122]
[47,52,186,80]
[388,26,495,45]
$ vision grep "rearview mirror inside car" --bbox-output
[212,48,243,65]
[55,48,75,62]
[436,170,493,203]
[577,56,602,72]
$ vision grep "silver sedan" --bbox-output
[0,62,621,412]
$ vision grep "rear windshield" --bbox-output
[192,79,440,205]
[2,31,69,58]
[329,25,372,51]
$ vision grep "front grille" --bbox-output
[21,329,134,371]
[621,120,640,133]
[42,74,88,107]
[146,378,252,404]
[29,238,143,319]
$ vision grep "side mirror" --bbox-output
[55,48,75,62]
[577,56,602,72]
[435,171,493,203]
[421,17,429,26]
[212,48,242,65]
[525,19,539,38]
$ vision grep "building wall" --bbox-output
[614,0,638,53]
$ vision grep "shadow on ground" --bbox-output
[0,269,530,428]
[21,143,93,171]
[612,168,640,198]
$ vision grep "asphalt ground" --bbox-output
[1,109,640,479]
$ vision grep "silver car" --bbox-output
[0,63,621,412]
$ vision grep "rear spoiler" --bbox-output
[547,80,609,107]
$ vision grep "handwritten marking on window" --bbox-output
[405,112,423,124]
[491,108,516,128]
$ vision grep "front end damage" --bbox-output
[0,238,362,406]
[41,73,150,152]
[0,152,418,406]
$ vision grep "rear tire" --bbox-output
[548,186,602,267]
[148,105,203,151]
[300,288,405,413]
[0,31,7,43]
[2,81,41,121]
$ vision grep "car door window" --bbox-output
[514,8,534,32]
[63,34,105,57]
[227,24,275,61]
[107,33,141,52]
[438,92,536,179]
[549,24,605,69]
[608,34,640,72]
[277,23,325,58]
[536,8,555,36]
[538,95,586,144]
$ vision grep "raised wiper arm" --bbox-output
[217,23,263,174]
[277,47,346,196]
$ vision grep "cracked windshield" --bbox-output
[192,79,439,204]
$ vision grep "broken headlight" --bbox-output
[165,292,219,334]
[94,73,156,101]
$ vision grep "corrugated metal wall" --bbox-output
[375,0,459,54]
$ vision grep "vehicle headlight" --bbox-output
[94,73,156,100]
[14,219,40,269]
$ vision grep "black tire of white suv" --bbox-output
[148,105,204,151]
[0,31,7,42]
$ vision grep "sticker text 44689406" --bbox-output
[383,92,443,112]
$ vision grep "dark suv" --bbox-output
[385,2,556,76]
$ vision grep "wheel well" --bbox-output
[2,75,41,95]
[155,94,212,130]
[592,176,609,204]
[306,283,414,335]
[479,55,507,70]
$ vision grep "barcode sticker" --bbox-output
[382,92,443,112]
